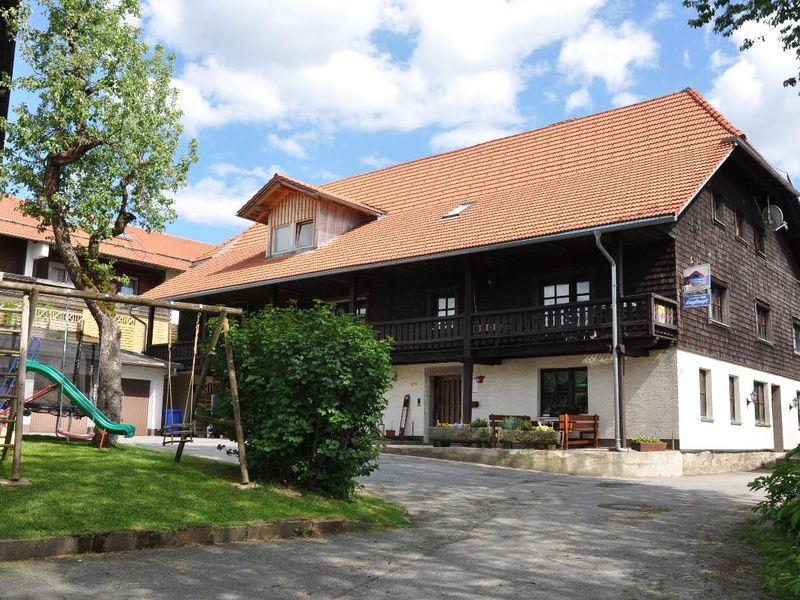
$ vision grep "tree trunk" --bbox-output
[94,311,123,446]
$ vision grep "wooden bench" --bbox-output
[557,413,599,449]
[489,413,530,448]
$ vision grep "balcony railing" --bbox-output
[147,341,201,366]
[371,294,677,354]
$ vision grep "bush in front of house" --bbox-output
[748,444,800,599]
[211,302,394,497]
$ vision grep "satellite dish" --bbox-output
[762,204,788,232]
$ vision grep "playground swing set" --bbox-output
[0,279,250,486]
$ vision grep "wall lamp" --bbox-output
[789,394,800,412]
[746,390,758,407]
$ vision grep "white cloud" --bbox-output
[709,49,734,71]
[429,125,518,152]
[144,0,606,147]
[707,23,800,176]
[173,162,282,226]
[611,91,639,107]
[565,88,592,113]
[649,2,672,23]
[267,132,318,159]
[558,20,658,92]
[682,49,692,69]
[361,155,395,169]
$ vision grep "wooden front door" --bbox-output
[121,378,151,435]
[771,385,784,452]
[432,375,461,425]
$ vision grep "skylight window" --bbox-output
[442,202,474,219]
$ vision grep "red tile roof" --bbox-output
[0,197,213,271]
[144,89,749,300]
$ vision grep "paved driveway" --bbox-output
[0,454,765,599]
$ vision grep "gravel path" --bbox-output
[0,453,765,599]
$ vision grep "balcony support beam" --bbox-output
[462,258,474,423]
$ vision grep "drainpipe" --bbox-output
[594,231,622,451]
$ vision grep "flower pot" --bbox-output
[428,426,490,447]
[497,429,561,448]
[631,441,667,452]
[384,429,396,439]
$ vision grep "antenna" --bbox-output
[762,197,788,232]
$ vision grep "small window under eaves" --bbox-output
[442,202,474,219]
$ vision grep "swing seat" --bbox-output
[56,428,93,441]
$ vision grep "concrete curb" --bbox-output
[0,518,363,562]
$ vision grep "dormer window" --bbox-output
[442,202,474,219]
[272,225,292,254]
[296,221,314,248]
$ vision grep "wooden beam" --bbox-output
[10,292,29,481]
[348,273,358,314]
[461,360,473,424]
[223,313,250,486]
[462,258,473,423]
[145,305,156,353]
[0,278,242,315]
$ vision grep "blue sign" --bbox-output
[683,291,711,308]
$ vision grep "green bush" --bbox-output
[631,436,662,444]
[500,417,522,430]
[211,302,394,497]
[469,418,488,428]
[749,445,800,598]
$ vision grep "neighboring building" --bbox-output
[0,196,213,436]
[143,88,800,452]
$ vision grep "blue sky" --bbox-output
[10,1,800,244]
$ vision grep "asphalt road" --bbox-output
[0,453,765,599]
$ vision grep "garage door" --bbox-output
[121,378,150,436]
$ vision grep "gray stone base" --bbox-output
[382,445,784,477]
[0,518,363,562]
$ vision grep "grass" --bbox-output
[0,436,411,539]
[741,521,800,600]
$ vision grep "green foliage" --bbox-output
[500,417,522,430]
[0,0,196,292]
[748,445,800,598]
[212,303,394,498]
[631,436,662,444]
[742,521,800,599]
[469,418,488,428]
[684,0,800,89]
[520,420,535,431]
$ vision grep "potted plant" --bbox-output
[630,436,668,452]
[497,419,561,448]
[384,429,396,439]
[428,420,490,447]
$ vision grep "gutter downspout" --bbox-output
[594,230,622,451]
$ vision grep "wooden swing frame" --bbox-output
[0,278,250,486]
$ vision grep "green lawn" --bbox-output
[0,436,410,539]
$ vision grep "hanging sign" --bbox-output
[682,263,711,308]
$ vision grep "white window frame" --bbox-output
[699,368,712,420]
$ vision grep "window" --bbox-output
[729,375,740,423]
[119,277,138,296]
[709,282,728,324]
[699,368,712,419]
[754,225,766,255]
[434,293,457,317]
[540,368,588,416]
[712,191,725,224]
[442,202,474,219]
[333,297,367,320]
[543,283,571,306]
[576,280,591,302]
[735,210,746,239]
[47,262,72,285]
[272,225,292,254]
[756,302,771,341]
[793,321,800,354]
[753,381,767,424]
[295,221,314,248]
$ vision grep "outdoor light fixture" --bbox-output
[790,394,800,412]
[475,375,485,383]
[747,390,758,407]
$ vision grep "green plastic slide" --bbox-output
[26,359,136,438]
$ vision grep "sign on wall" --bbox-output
[682,263,711,308]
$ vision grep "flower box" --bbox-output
[428,426,490,447]
[631,441,668,452]
[497,429,561,448]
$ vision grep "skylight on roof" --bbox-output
[442,202,474,219]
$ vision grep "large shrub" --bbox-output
[748,445,800,598]
[211,302,394,497]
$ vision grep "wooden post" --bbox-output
[615,237,626,447]
[175,314,226,463]
[348,274,358,315]
[10,293,29,481]
[145,305,155,353]
[462,258,474,423]
[222,313,250,485]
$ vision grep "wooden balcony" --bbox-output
[371,294,677,362]
[147,341,202,367]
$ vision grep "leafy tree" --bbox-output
[0,0,196,441]
[211,303,394,497]
[684,0,800,88]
